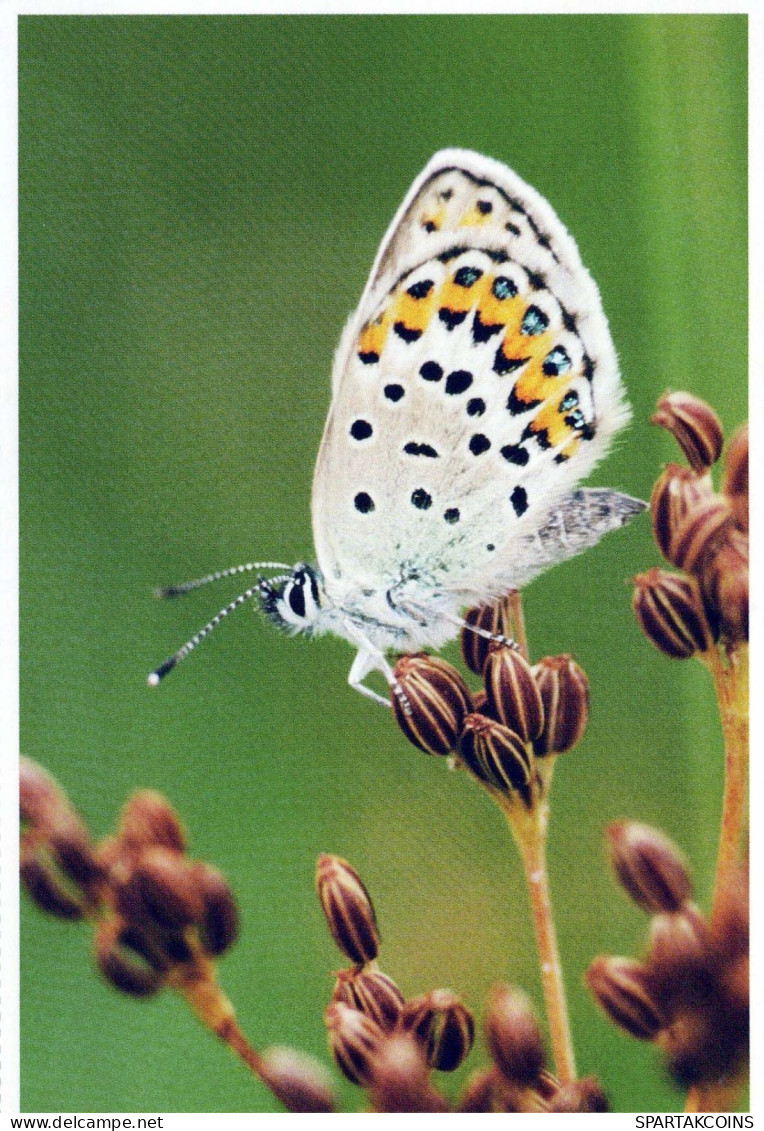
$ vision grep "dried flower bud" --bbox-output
[258,1046,335,1113]
[632,569,717,659]
[651,463,713,560]
[607,821,692,913]
[118,790,186,855]
[392,654,472,756]
[484,645,544,742]
[458,1068,498,1112]
[532,656,589,755]
[701,531,749,644]
[652,392,723,473]
[95,919,167,996]
[669,495,733,576]
[117,847,204,931]
[20,758,70,832]
[193,862,240,955]
[586,956,665,1040]
[316,854,379,966]
[459,714,532,794]
[548,1076,609,1112]
[333,967,404,1032]
[647,907,713,996]
[461,593,520,675]
[723,423,748,531]
[20,839,86,919]
[485,984,545,1087]
[325,1001,385,1085]
[369,1034,449,1113]
[400,989,475,1072]
[47,829,102,892]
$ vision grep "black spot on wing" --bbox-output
[419,360,443,382]
[469,433,491,456]
[494,346,529,377]
[358,351,379,365]
[467,397,486,417]
[411,488,433,510]
[472,311,503,343]
[350,419,373,441]
[406,279,434,299]
[439,307,468,330]
[510,486,529,517]
[403,441,439,458]
[444,508,460,524]
[501,443,529,466]
[354,492,375,514]
[394,321,422,343]
[445,370,473,395]
[384,383,405,402]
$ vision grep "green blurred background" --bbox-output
[19,14,747,1113]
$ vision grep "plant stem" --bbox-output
[704,644,749,924]
[501,785,577,1084]
[508,589,529,661]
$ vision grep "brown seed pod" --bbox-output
[459,713,532,794]
[117,847,205,931]
[548,1076,609,1112]
[258,1046,336,1113]
[633,569,717,659]
[484,645,544,742]
[700,529,749,644]
[193,861,240,956]
[392,654,473,756]
[652,392,723,474]
[20,838,86,920]
[650,463,713,561]
[369,1034,450,1113]
[460,593,519,675]
[458,1067,499,1112]
[532,655,589,755]
[20,759,72,833]
[668,495,733,576]
[118,790,186,855]
[94,918,167,997]
[607,820,692,914]
[484,984,545,1088]
[325,1001,386,1085]
[332,967,404,1032]
[316,854,379,966]
[400,989,475,1072]
[722,423,748,532]
[586,956,666,1041]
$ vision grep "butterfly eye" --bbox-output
[288,580,307,619]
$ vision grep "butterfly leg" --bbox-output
[347,648,393,708]
[343,620,411,713]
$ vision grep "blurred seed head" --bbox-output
[586,956,666,1041]
[650,463,713,561]
[400,989,475,1072]
[722,423,748,532]
[484,984,546,1087]
[652,392,723,474]
[94,918,167,997]
[701,529,749,645]
[368,1034,450,1113]
[116,847,205,931]
[461,594,519,675]
[20,838,87,920]
[532,655,589,756]
[392,654,473,756]
[607,820,692,914]
[457,1067,499,1113]
[548,1076,609,1113]
[484,645,544,742]
[632,569,717,659]
[333,967,404,1032]
[118,790,187,855]
[192,861,240,956]
[258,1046,336,1113]
[316,854,379,966]
[325,1001,386,1086]
[647,906,714,1001]
[459,713,532,795]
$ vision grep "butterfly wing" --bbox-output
[312,150,630,608]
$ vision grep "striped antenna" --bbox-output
[148,572,293,686]
[154,561,292,599]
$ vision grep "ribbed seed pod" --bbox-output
[485,984,545,1087]
[333,967,404,1032]
[647,907,713,996]
[723,423,748,532]
[459,714,532,794]
[484,645,544,742]
[193,861,240,955]
[117,847,204,931]
[532,656,589,756]
[325,1002,386,1085]
[669,496,732,575]
[632,569,717,659]
[650,463,712,560]
[392,654,473,756]
[400,989,475,1072]
[701,529,749,644]
[460,593,519,675]
[651,392,723,473]
[20,839,86,920]
[586,956,665,1041]
[607,821,692,914]
[258,1046,336,1113]
[316,854,379,965]
[118,790,187,854]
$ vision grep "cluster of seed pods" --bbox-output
[587,821,748,1090]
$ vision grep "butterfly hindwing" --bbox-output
[312,150,630,606]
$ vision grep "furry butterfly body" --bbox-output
[150,150,644,703]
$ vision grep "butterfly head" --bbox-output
[257,563,326,635]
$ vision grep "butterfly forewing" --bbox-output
[312,150,630,606]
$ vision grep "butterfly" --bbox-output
[149,149,644,706]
